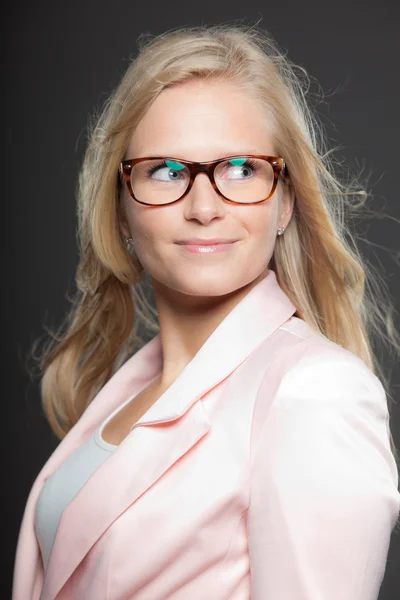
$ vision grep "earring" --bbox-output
[124,236,136,255]
[277,227,285,236]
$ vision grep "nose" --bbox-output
[188,171,219,200]
[184,172,224,221]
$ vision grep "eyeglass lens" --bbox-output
[129,157,275,205]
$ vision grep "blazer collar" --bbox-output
[35,268,297,599]
[129,268,297,428]
[52,268,296,435]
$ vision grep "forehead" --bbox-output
[126,80,276,160]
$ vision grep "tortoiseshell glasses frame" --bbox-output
[119,154,286,207]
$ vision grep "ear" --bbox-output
[119,217,130,237]
[118,198,131,239]
[279,183,295,230]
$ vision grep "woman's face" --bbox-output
[120,79,294,298]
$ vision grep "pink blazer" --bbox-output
[13,269,400,600]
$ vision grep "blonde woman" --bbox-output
[13,24,400,600]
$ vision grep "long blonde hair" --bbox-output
[31,24,400,474]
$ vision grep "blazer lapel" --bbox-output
[40,269,297,600]
[14,333,163,600]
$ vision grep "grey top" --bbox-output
[34,397,131,571]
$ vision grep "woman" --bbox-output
[13,23,400,600]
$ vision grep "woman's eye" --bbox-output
[151,167,183,181]
[148,160,186,181]
[224,161,255,179]
[230,165,253,178]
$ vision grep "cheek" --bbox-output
[125,206,177,257]
[243,202,278,241]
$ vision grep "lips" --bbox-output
[177,241,238,254]
[176,239,237,245]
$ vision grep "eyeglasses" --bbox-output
[119,154,286,206]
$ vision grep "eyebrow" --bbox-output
[128,149,271,160]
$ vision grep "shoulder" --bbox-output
[259,315,387,411]
[252,319,396,486]
[248,328,400,599]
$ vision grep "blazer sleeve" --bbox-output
[248,356,400,600]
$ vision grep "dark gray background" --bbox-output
[5,1,400,598]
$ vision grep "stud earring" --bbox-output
[277,227,285,236]
[124,236,136,256]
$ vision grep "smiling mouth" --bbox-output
[177,241,238,254]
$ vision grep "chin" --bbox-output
[171,275,257,298]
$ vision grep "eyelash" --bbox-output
[237,158,259,172]
[145,161,167,177]
[145,158,261,177]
